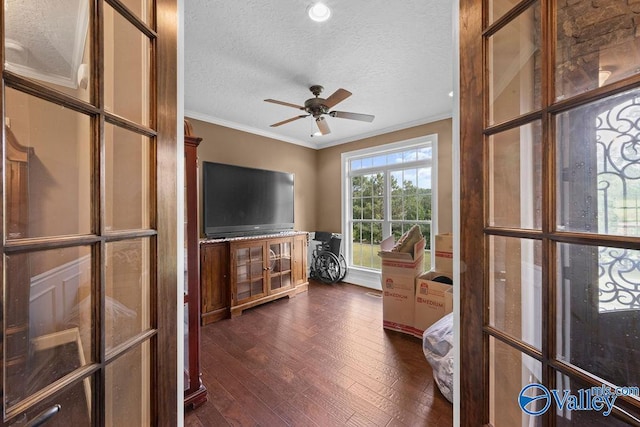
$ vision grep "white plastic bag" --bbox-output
[422,312,454,402]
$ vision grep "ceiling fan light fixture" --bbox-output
[307,2,331,22]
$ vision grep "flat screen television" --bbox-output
[202,162,295,238]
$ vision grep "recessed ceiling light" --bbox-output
[308,2,331,22]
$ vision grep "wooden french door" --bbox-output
[1,0,178,425]
[460,0,640,426]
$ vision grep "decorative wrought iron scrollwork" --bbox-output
[596,95,640,312]
[597,246,640,312]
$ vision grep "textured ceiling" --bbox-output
[185,0,454,149]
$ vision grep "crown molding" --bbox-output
[313,113,453,149]
[184,110,317,149]
[185,110,453,151]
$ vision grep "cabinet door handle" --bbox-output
[26,404,61,427]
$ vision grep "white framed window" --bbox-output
[341,135,438,289]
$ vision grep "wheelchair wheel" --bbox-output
[313,251,342,284]
[338,254,347,281]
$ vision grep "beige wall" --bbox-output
[178,117,450,295]
[188,117,453,238]
[187,118,318,236]
[316,118,453,234]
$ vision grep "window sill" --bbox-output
[343,267,381,290]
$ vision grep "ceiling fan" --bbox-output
[264,85,374,136]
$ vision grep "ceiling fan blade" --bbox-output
[323,88,352,109]
[330,111,375,122]
[270,115,309,127]
[316,117,331,135]
[264,99,305,110]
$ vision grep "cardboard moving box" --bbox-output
[434,233,453,275]
[379,236,425,335]
[414,270,453,337]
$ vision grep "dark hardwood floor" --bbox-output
[185,280,453,426]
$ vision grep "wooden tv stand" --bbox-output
[200,231,309,324]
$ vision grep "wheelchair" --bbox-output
[309,231,347,284]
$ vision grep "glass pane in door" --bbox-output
[555,373,637,425]
[119,0,153,25]
[105,341,150,426]
[488,122,542,229]
[184,302,190,391]
[556,1,640,101]
[105,123,151,231]
[556,88,640,237]
[4,87,92,239]
[487,2,541,125]
[489,337,542,426]
[14,375,93,426]
[489,235,542,348]
[104,4,151,126]
[488,0,521,25]
[4,0,91,102]
[557,243,640,388]
[105,238,151,351]
[4,246,92,407]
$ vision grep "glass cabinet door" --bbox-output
[233,243,266,303]
[269,240,293,293]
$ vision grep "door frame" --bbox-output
[458,0,640,425]
[1,0,179,423]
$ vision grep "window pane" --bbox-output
[418,194,432,221]
[104,4,151,127]
[105,124,151,231]
[489,236,542,349]
[557,243,640,389]
[403,149,418,162]
[351,175,363,197]
[352,198,362,220]
[489,337,541,427]
[372,155,386,167]
[417,146,432,160]
[351,159,362,171]
[487,2,541,125]
[488,121,542,229]
[391,196,403,220]
[556,89,640,236]
[556,1,640,101]
[105,341,150,426]
[387,152,403,165]
[403,169,418,192]
[351,221,382,270]
[417,167,431,190]
[390,168,432,222]
[373,197,384,220]
[4,88,91,240]
[346,142,433,273]
[4,246,93,407]
[4,0,91,102]
[391,171,403,195]
[106,238,151,351]
[373,173,384,196]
